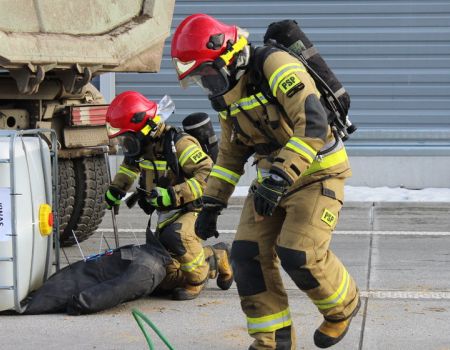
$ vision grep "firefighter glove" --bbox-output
[138,196,155,215]
[149,187,175,208]
[105,187,126,211]
[254,175,289,217]
[195,196,225,240]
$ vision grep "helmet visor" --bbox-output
[106,122,122,138]
[180,63,229,98]
[117,132,142,158]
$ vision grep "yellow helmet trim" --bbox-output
[219,36,248,66]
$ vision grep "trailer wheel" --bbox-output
[59,156,108,247]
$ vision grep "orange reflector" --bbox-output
[39,204,53,236]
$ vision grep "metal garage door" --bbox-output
[116,0,450,156]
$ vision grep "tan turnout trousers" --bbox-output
[232,175,359,349]
[157,212,212,289]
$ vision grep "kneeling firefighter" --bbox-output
[171,14,360,348]
[104,91,233,300]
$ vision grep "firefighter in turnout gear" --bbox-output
[105,91,233,300]
[171,14,360,348]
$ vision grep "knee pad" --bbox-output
[159,223,186,256]
[276,245,319,290]
[231,240,266,296]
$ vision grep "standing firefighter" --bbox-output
[171,14,360,349]
[104,91,233,300]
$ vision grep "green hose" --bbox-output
[131,308,175,350]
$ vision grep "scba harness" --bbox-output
[248,19,357,141]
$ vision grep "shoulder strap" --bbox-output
[162,127,184,177]
[248,46,280,105]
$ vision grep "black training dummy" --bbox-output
[24,235,170,315]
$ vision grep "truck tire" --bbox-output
[59,156,108,247]
[57,159,76,237]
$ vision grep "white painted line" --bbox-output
[204,288,450,301]
[96,229,450,236]
[361,290,450,300]
[336,231,450,236]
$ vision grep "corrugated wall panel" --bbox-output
[116,0,450,155]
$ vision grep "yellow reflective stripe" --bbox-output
[303,147,348,176]
[219,111,227,120]
[180,250,205,272]
[154,160,168,170]
[285,137,317,164]
[257,169,263,183]
[139,161,153,170]
[247,308,292,334]
[179,144,199,167]
[106,190,121,204]
[139,160,167,171]
[313,270,350,310]
[210,165,240,186]
[230,93,268,116]
[256,168,271,184]
[156,210,185,230]
[118,166,138,180]
[269,63,306,96]
[187,178,203,199]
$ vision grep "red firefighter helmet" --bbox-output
[171,14,237,81]
[106,91,158,138]
[171,14,249,98]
